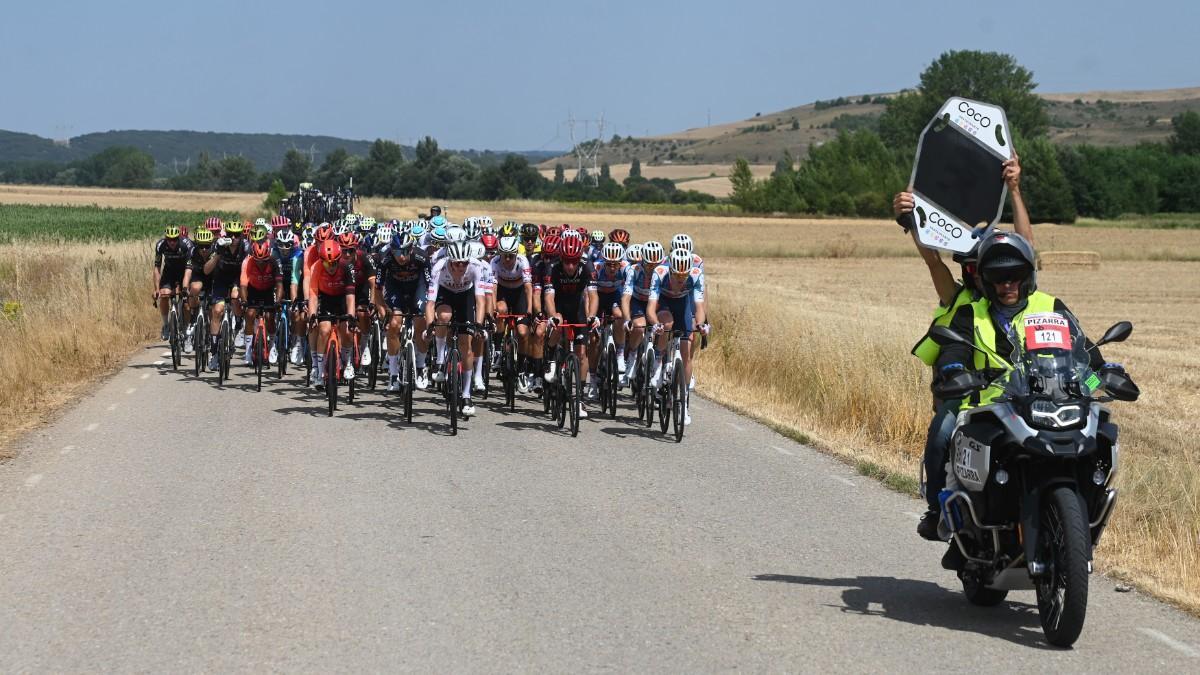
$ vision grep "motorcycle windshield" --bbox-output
[1000,310,1096,402]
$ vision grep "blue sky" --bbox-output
[1,0,1196,150]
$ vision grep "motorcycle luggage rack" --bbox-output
[944,490,1014,565]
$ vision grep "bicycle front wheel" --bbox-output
[447,348,460,435]
[254,327,264,392]
[566,354,581,437]
[403,343,415,423]
[169,310,181,370]
[672,359,686,443]
[326,342,338,416]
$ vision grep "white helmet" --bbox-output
[470,241,487,260]
[462,219,482,242]
[332,221,352,236]
[498,235,520,255]
[671,233,694,255]
[561,228,583,242]
[602,242,624,262]
[445,225,467,244]
[446,241,472,262]
[274,228,296,246]
[481,216,494,231]
[254,217,268,228]
[670,247,693,274]
[376,224,394,247]
[641,241,665,265]
[344,214,359,227]
[625,243,643,264]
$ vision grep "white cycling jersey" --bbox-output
[490,254,532,289]
[427,258,487,300]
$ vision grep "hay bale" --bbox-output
[1037,251,1100,270]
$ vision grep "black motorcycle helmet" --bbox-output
[976,232,1037,305]
[429,205,443,218]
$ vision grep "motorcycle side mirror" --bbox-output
[1094,321,1133,348]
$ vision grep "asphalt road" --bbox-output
[0,344,1196,672]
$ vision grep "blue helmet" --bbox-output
[431,215,447,227]
[409,222,426,239]
[430,225,447,243]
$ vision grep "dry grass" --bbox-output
[695,256,1200,614]
[0,241,156,456]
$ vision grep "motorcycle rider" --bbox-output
[895,154,1035,539]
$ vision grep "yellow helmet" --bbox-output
[224,220,244,234]
[249,225,269,242]
[164,225,180,239]
[193,229,215,245]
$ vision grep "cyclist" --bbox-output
[380,232,432,392]
[425,241,488,416]
[519,222,541,257]
[588,230,606,266]
[153,226,194,341]
[491,234,535,392]
[202,230,247,371]
[542,236,599,418]
[223,220,248,347]
[646,248,704,426]
[272,228,303,364]
[306,239,358,388]
[181,228,215,353]
[589,241,630,390]
[670,233,708,390]
[240,240,285,366]
[620,241,664,384]
[527,234,561,393]
[337,230,378,372]
[467,238,496,392]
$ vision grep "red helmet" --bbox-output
[204,217,222,233]
[480,233,498,252]
[560,236,584,261]
[575,226,588,238]
[542,235,562,257]
[609,228,630,245]
[179,226,190,239]
[319,240,342,263]
[271,215,290,228]
[250,240,272,260]
[547,225,563,238]
[337,231,358,250]
[314,223,334,242]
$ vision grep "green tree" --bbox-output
[280,149,312,190]
[773,149,794,176]
[358,139,405,196]
[216,156,258,191]
[1168,111,1200,155]
[1017,137,1076,223]
[76,147,155,188]
[729,158,760,211]
[415,136,440,167]
[553,163,565,185]
[263,178,287,212]
[878,50,1049,147]
[315,148,353,189]
[629,157,642,177]
[600,162,611,181]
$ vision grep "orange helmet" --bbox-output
[337,231,358,250]
[250,240,272,260]
[314,222,334,242]
[319,240,342,263]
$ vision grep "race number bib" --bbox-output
[1024,312,1071,350]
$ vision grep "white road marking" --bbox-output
[153,360,164,366]
[1139,628,1200,657]
[140,373,150,380]
[769,445,793,456]
[106,403,118,411]
[160,352,171,358]
[24,474,43,488]
[831,475,856,487]
[124,388,136,394]
[84,423,99,432]
[725,422,745,432]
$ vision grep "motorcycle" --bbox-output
[928,317,1139,647]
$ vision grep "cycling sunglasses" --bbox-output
[982,268,1029,285]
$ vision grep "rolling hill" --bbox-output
[538,86,1200,170]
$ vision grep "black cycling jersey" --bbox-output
[543,260,597,302]
[154,238,194,271]
[209,242,246,285]
[379,247,431,285]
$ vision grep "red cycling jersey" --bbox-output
[240,256,282,291]
[310,259,358,297]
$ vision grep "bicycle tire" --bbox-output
[193,317,204,378]
[276,312,289,379]
[606,345,619,418]
[367,322,380,391]
[480,334,491,400]
[403,342,415,424]
[217,318,231,386]
[672,358,686,442]
[326,341,338,416]
[566,353,581,437]
[447,347,460,435]
[168,309,181,370]
[643,351,655,429]
[658,363,671,435]
[254,325,264,392]
[556,355,570,430]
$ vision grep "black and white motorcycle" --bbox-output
[929,317,1139,647]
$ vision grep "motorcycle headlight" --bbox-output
[1029,399,1084,429]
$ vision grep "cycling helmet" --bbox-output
[542,235,562,257]
[561,228,583,242]
[671,233,694,255]
[254,217,268,229]
[560,236,584,262]
[602,242,624,262]
[977,231,1037,304]
[392,232,416,254]
[481,215,494,229]
[499,220,519,238]
[669,247,693,274]
[271,215,289,228]
[609,228,630,245]
[376,224,395,247]
[410,222,427,239]
[446,241,472,262]
[193,229,215,245]
[249,226,269,242]
[625,243,643,264]
[337,231,358,250]
[343,214,359,227]
[576,226,589,239]
[481,233,498,253]
[205,216,223,232]
[430,225,447,244]
[275,228,296,247]
[520,223,540,240]
[224,220,244,235]
[360,216,376,231]
[180,226,190,239]
[590,230,605,244]
[431,215,447,227]
[164,226,181,239]
[470,241,487,260]
[445,225,467,244]
[332,221,352,236]
[547,225,563,238]
[430,205,444,218]
[249,240,272,260]
[642,241,665,265]
[319,240,342,263]
[462,219,482,241]
[314,222,333,242]
[497,235,520,255]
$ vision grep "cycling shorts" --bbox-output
[316,292,347,318]
[659,295,694,335]
[384,280,425,315]
[435,288,476,324]
[597,292,620,318]
[628,296,648,320]
[496,285,529,317]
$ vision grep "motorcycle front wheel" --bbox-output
[1036,486,1090,647]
